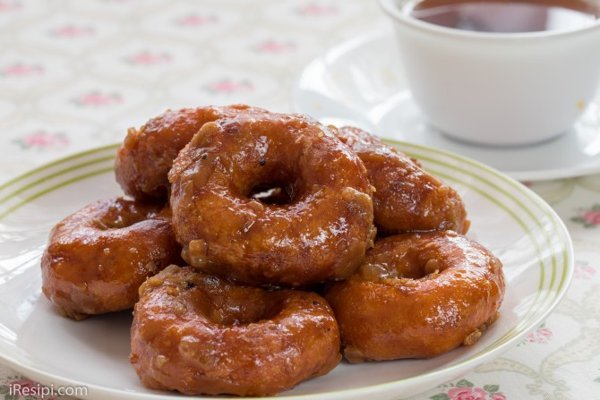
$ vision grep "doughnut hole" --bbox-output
[356,241,447,281]
[187,278,283,326]
[226,139,305,207]
[245,164,297,206]
[249,183,294,205]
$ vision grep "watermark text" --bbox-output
[9,380,88,398]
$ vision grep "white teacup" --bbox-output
[380,0,600,146]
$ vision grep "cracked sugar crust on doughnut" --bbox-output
[168,113,376,287]
[334,126,470,235]
[115,104,269,200]
[325,231,505,362]
[41,197,182,320]
[130,265,341,396]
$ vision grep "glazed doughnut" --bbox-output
[115,104,268,200]
[41,197,181,320]
[325,231,504,362]
[334,126,469,235]
[130,265,341,396]
[169,113,375,287]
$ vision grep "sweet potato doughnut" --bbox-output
[325,231,505,362]
[130,265,341,396]
[168,113,375,287]
[41,197,181,320]
[115,104,268,200]
[334,126,469,235]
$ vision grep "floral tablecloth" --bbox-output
[1,1,599,399]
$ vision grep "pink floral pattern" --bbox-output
[431,379,505,400]
[174,13,218,27]
[525,325,553,344]
[49,24,95,38]
[0,62,44,77]
[204,78,253,94]
[296,2,338,16]
[448,387,488,400]
[516,323,553,346]
[571,204,600,228]
[71,90,123,107]
[575,260,596,280]
[12,131,69,151]
[253,39,296,54]
[124,50,172,65]
[0,1,21,12]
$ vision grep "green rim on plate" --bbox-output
[0,141,573,399]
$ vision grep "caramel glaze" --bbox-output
[334,126,469,235]
[41,197,181,320]
[326,231,505,362]
[169,113,376,287]
[130,265,341,396]
[115,104,269,200]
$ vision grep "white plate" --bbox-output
[0,143,573,399]
[291,30,600,182]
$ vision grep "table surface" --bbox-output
[1,1,599,399]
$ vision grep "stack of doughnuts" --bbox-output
[41,105,505,396]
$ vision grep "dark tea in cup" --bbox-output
[379,0,600,145]
[407,0,599,33]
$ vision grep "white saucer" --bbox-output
[291,30,600,181]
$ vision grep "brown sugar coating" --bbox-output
[115,104,269,200]
[325,231,505,362]
[41,197,181,320]
[334,126,469,235]
[130,265,341,396]
[169,113,376,287]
